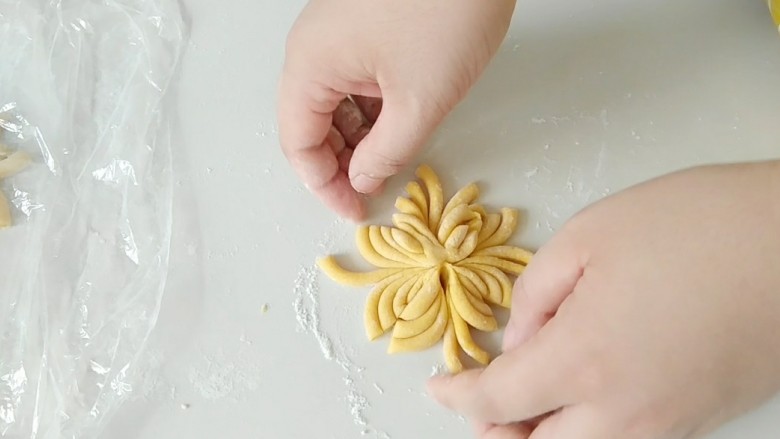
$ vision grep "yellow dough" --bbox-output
[317,165,533,373]
[0,142,31,228]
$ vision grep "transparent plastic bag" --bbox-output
[0,0,185,437]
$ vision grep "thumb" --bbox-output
[427,317,577,425]
[502,228,586,352]
[348,94,445,194]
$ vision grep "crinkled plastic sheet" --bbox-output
[0,0,185,437]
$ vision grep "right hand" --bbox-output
[428,161,780,439]
[278,0,516,220]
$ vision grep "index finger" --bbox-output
[277,73,364,220]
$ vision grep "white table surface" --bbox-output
[101,0,780,438]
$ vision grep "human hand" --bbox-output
[278,0,516,220]
[428,161,780,439]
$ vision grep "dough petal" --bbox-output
[472,245,533,266]
[356,226,407,268]
[405,181,429,224]
[393,294,444,339]
[441,182,479,223]
[448,293,491,365]
[446,266,497,332]
[378,272,421,331]
[443,317,463,373]
[317,256,402,286]
[475,208,519,250]
[416,165,444,232]
[399,269,442,321]
[461,263,513,307]
[387,294,448,353]
[364,271,408,339]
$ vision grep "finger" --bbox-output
[529,407,608,439]
[525,415,547,429]
[335,139,384,196]
[367,180,386,196]
[326,125,346,156]
[337,147,353,173]
[348,94,445,194]
[278,73,343,188]
[502,229,586,352]
[319,176,366,221]
[332,98,372,149]
[352,95,383,123]
[474,417,542,436]
[473,420,493,436]
[278,74,364,220]
[482,423,532,439]
[428,324,575,425]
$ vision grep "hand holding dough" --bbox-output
[318,165,533,373]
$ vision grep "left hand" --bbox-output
[428,160,780,439]
[277,0,516,220]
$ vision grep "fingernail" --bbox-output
[351,173,382,194]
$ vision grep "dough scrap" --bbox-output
[318,165,534,373]
[0,141,32,228]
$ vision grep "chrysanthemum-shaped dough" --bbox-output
[318,165,533,373]
[0,142,31,228]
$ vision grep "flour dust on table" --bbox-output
[187,345,260,402]
[292,218,391,438]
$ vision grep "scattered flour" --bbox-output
[239,332,253,345]
[429,364,446,377]
[187,347,259,402]
[293,265,335,360]
[292,218,391,438]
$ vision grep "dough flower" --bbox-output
[318,165,533,373]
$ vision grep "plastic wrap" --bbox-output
[0,0,185,437]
